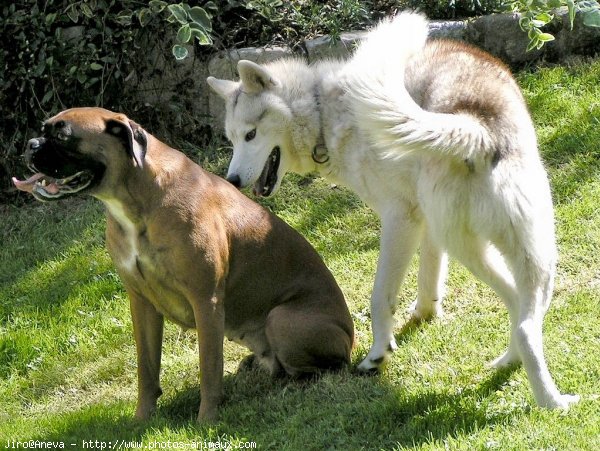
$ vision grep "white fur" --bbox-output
[207,12,579,409]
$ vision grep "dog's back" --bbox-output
[119,142,354,374]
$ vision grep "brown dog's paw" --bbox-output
[134,406,156,422]
[238,354,259,372]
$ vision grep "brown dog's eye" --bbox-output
[245,129,256,142]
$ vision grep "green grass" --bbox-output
[2,60,600,449]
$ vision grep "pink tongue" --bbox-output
[12,173,60,195]
[12,174,44,193]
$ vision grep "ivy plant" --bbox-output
[504,0,600,50]
[135,1,215,60]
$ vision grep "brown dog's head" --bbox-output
[13,107,147,201]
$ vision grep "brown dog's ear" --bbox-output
[105,118,147,169]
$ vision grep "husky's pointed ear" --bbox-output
[237,60,278,93]
[105,117,147,169]
[207,77,238,100]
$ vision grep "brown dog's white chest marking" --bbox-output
[104,198,196,328]
[105,199,139,272]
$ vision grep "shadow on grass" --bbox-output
[0,199,111,323]
[1,199,104,281]
[28,363,520,448]
[540,110,600,207]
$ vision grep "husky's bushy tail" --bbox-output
[342,12,494,161]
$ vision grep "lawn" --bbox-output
[1,60,600,450]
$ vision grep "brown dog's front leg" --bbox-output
[194,293,225,423]
[129,289,164,420]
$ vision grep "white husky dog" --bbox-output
[207,12,579,408]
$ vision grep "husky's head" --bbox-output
[208,60,317,197]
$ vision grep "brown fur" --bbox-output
[26,107,354,422]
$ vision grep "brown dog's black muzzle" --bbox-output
[28,137,45,150]
[13,131,104,200]
[25,137,46,168]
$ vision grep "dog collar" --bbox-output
[312,144,329,164]
[312,86,329,164]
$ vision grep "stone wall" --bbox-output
[169,11,600,134]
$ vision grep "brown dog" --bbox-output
[13,107,354,422]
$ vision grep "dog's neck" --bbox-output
[311,86,329,165]
[286,82,330,176]
[95,157,166,227]
[297,76,351,182]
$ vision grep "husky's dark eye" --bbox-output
[245,129,256,142]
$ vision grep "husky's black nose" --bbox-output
[226,174,241,188]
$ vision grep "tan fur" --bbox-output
[26,107,354,422]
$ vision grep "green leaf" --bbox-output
[531,19,548,27]
[583,9,600,27]
[176,24,192,44]
[45,13,57,26]
[526,38,539,52]
[188,6,212,32]
[190,27,212,45]
[81,4,93,18]
[33,63,46,77]
[528,28,540,40]
[86,77,100,87]
[67,8,79,23]
[41,90,54,105]
[116,13,133,26]
[168,4,188,25]
[534,12,553,23]
[90,63,103,71]
[578,0,600,12]
[519,16,531,31]
[172,44,189,60]
[149,0,167,13]
[135,8,150,26]
[537,32,556,42]
[204,1,218,14]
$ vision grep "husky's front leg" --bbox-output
[358,209,422,371]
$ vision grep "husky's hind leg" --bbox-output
[451,240,522,368]
[358,207,422,371]
[452,233,578,408]
[410,230,448,321]
[508,246,579,409]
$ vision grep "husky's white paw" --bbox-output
[357,340,397,372]
[541,393,580,410]
[488,348,521,369]
[408,298,443,322]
